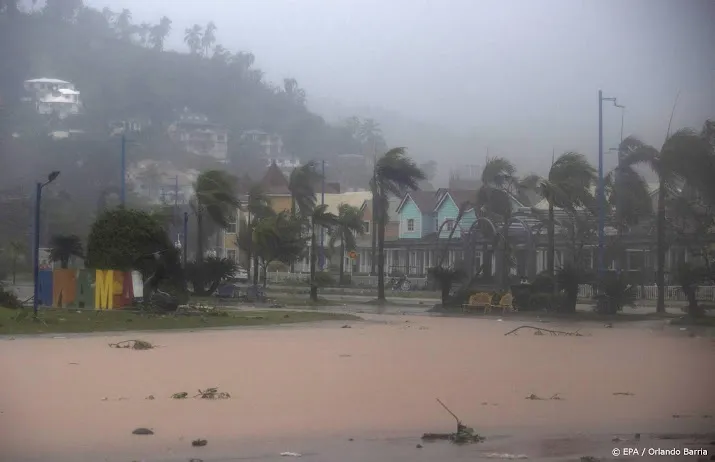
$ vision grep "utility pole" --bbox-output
[370,144,377,276]
[182,211,188,266]
[597,90,621,280]
[120,134,126,206]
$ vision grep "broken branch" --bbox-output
[504,326,583,336]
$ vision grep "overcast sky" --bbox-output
[82,0,714,174]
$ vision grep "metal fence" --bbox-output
[265,271,715,301]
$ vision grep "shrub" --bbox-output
[313,271,334,287]
[0,284,23,309]
[556,264,589,313]
[594,272,636,314]
[531,271,555,293]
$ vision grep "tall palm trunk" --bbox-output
[547,202,555,276]
[500,215,511,289]
[253,254,260,286]
[377,203,387,301]
[196,208,204,262]
[339,239,345,286]
[370,196,377,275]
[310,225,318,301]
[656,182,666,313]
[246,214,252,281]
[290,198,296,273]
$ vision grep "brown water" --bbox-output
[1,315,714,461]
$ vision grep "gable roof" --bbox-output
[259,161,290,195]
[434,189,477,213]
[395,190,438,214]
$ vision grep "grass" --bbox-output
[428,304,682,322]
[0,307,359,335]
[669,315,715,327]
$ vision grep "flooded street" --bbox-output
[1,314,714,461]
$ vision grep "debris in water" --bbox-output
[109,339,154,350]
[341,325,352,329]
[421,398,485,444]
[505,326,583,336]
[416,444,423,449]
[145,395,155,400]
[132,427,154,435]
[194,387,231,399]
[191,438,207,447]
[280,452,302,457]
[612,392,634,396]
[525,394,544,400]
[189,459,203,462]
[485,453,528,459]
[68,362,79,365]
[171,392,188,399]
[549,393,563,400]
[634,433,641,441]
[580,457,600,462]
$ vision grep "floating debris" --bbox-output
[505,326,583,336]
[525,394,543,400]
[192,438,208,447]
[549,393,563,400]
[341,325,352,329]
[132,427,154,435]
[421,398,485,444]
[485,453,528,459]
[280,452,302,457]
[171,392,188,399]
[145,395,155,400]
[612,392,634,396]
[194,387,231,399]
[109,339,154,350]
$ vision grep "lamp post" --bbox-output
[33,171,60,316]
[598,90,623,279]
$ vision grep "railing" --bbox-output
[577,284,715,301]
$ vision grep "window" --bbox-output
[227,212,237,234]
[226,249,237,262]
[407,218,415,232]
[363,221,371,234]
[445,219,454,231]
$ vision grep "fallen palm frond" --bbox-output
[171,392,188,399]
[505,326,583,336]
[194,387,231,399]
[421,398,485,444]
[109,339,154,349]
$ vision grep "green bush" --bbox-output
[313,271,335,287]
[595,272,636,314]
[0,285,23,309]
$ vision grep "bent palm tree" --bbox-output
[329,204,365,285]
[49,234,84,269]
[372,148,426,301]
[244,184,273,284]
[476,157,534,288]
[184,24,202,54]
[618,130,709,313]
[192,170,240,264]
[309,204,338,301]
[534,152,596,277]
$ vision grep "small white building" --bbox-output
[23,78,82,118]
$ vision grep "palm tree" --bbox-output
[618,130,709,313]
[372,148,426,301]
[329,204,365,285]
[150,16,172,50]
[244,184,274,285]
[184,24,203,55]
[192,170,240,264]
[201,21,217,57]
[533,152,596,278]
[476,157,535,288]
[309,204,338,301]
[115,8,132,40]
[9,240,24,284]
[287,161,321,272]
[136,22,152,47]
[212,45,231,64]
[48,234,84,269]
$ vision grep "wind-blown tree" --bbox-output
[241,184,274,284]
[618,129,710,313]
[201,21,217,57]
[476,157,535,288]
[309,204,338,301]
[192,170,240,264]
[135,22,152,47]
[372,148,425,301]
[253,211,305,287]
[328,203,365,285]
[185,256,236,296]
[8,240,25,284]
[283,78,307,106]
[115,8,133,40]
[212,45,231,64]
[48,234,84,269]
[184,24,203,54]
[531,152,596,278]
[288,161,321,216]
[149,16,172,50]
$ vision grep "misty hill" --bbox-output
[0,4,361,172]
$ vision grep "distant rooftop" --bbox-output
[25,78,71,84]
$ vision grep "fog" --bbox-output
[78,0,715,175]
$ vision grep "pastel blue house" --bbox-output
[434,190,477,239]
[395,191,439,239]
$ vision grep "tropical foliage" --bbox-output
[253,211,305,286]
[185,256,237,296]
[328,204,365,285]
[309,204,338,301]
[48,234,84,269]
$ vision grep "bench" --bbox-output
[462,292,492,313]
[495,292,516,314]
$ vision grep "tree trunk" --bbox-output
[377,204,387,301]
[339,240,345,286]
[196,208,204,263]
[61,258,69,269]
[253,254,259,286]
[547,203,555,276]
[685,287,701,317]
[501,217,511,289]
[310,226,318,301]
[262,262,268,288]
[656,182,666,313]
[290,197,296,274]
[370,205,377,275]
[11,255,17,285]
[246,214,252,281]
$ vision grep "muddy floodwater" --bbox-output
[1,315,714,461]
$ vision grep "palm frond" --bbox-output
[481,156,516,187]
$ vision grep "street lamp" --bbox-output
[33,170,60,316]
[598,90,623,279]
